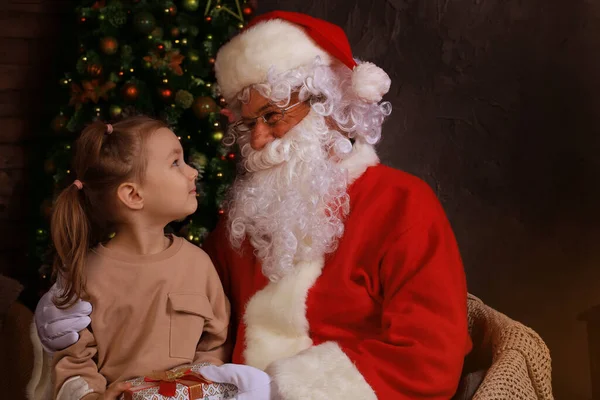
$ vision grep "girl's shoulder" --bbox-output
[175,236,215,269]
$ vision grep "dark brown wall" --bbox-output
[257,1,600,399]
[0,1,70,279]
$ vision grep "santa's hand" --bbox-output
[198,364,272,400]
[35,283,92,353]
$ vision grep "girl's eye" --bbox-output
[172,159,180,166]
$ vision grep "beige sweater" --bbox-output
[52,235,230,400]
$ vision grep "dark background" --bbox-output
[257,1,600,399]
[0,0,598,398]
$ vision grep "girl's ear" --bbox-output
[116,182,144,210]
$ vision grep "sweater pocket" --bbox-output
[168,292,213,360]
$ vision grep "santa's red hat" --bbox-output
[215,11,391,105]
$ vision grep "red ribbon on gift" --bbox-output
[143,367,211,397]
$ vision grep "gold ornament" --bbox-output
[187,50,200,63]
[182,0,200,11]
[109,104,122,118]
[212,131,224,141]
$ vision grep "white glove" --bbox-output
[34,283,92,353]
[199,364,273,400]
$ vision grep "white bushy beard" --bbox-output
[227,110,351,281]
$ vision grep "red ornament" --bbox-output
[123,83,139,101]
[100,37,119,55]
[218,209,224,215]
[208,57,215,64]
[91,0,106,10]
[159,87,173,100]
[157,44,165,51]
[86,63,103,77]
[243,7,253,16]
[205,16,212,22]
[227,152,236,160]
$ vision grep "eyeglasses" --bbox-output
[231,100,306,134]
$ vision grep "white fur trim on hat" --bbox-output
[215,19,332,103]
[352,61,391,103]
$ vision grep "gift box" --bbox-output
[120,363,237,400]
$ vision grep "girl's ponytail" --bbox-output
[51,181,90,307]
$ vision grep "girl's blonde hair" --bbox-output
[51,116,167,307]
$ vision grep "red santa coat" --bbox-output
[203,143,472,399]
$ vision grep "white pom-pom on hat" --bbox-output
[351,62,391,103]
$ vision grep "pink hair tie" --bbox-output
[106,124,113,134]
[73,180,83,190]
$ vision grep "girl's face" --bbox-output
[141,128,199,223]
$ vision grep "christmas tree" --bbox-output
[29,0,256,293]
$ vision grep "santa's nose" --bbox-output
[250,120,274,150]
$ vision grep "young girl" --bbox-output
[50,116,230,400]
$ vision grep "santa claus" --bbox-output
[33,11,471,400]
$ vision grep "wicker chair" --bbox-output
[453,294,554,400]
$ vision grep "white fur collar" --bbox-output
[339,141,380,184]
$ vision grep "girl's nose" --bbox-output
[187,164,198,180]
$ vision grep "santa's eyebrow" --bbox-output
[243,103,275,119]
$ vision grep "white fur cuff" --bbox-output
[266,341,377,400]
